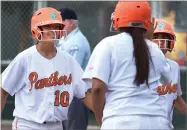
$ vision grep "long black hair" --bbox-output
[119,27,153,87]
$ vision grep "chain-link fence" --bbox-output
[1,2,34,64]
[1,1,187,130]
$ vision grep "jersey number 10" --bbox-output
[54,90,70,107]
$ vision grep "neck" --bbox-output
[67,26,77,35]
[36,41,57,59]
[162,50,167,55]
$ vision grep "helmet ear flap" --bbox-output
[170,41,175,50]
[32,27,41,39]
[113,18,119,31]
[169,34,175,51]
[111,12,118,31]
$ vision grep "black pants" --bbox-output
[62,97,89,130]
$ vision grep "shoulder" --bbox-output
[57,48,76,62]
[14,46,36,62]
[94,36,112,51]
[103,33,134,49]
[91,35,119,57]
[145,39,159,48]
[57,48,71,57]
[64,31,88,49]
[73,30,89,45]
[94,33,132,51]
[58,48,82,70]
[166,58,179,68]
[95,34,118,48]
[146,39,165,57]
[5,46,35,69]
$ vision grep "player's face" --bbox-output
[153,33,170,54]
[40,24,61,41]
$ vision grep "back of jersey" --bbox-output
[83,32,171,120]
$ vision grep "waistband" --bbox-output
[15,117,61,125]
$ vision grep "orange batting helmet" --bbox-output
[31,7,66,41]
[111,1,152,31]
[153,19,176,51]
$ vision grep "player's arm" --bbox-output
[1,88,9,113]
[91,78,107,127]
[1,53,26,113]
[69,52,94,111]
[81,91,94,112]
[82,39,111,126]
[174,63,187,115]
[175,96,187,115]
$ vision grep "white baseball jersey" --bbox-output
[82,32,171,121]
[2,45,90,124]
[160,58,182,122]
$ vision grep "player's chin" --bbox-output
[161,49,168,54]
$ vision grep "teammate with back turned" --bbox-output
[82,1,173,129]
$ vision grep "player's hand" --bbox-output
[95,116,102,127]
[94,113,102,127]
[145,17,158,40]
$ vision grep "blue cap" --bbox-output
[59,8,77,20]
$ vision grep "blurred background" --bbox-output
[1,1,187,130]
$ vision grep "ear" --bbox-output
[68,19,75,27]
[32,27,41,39]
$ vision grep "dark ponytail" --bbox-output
[120,27,152,87]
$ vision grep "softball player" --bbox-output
[82,1,172,129]
[1,7,93,130]
[153,19,187,127]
